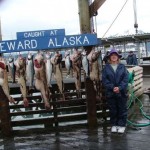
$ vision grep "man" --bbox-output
[126,51,138,65]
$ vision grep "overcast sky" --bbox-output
[0,0,150,40]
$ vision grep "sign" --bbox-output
[16,29,65,39]
[0,34,98,53]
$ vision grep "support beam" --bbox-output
[89,0,106,18]
[78,0,91,33]
[85,77,97,128]
[0,87,12,137]
[78,0,97,128]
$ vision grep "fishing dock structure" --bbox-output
[0,0,149,139]
[0,65,144,137]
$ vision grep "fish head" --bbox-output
[45,52,52,60]
[34,53,44,69]
[55,52,62,64]
[70,50,81,62]
[65,51,70,58]
[51,52,62,64]
[14,55,26,69]
[0,57,6,68]
[15,56,26,69]
[8,57,14,63]
[87,49,100,62]
[0,61,6,70]
[91,52,98,61]
[27,53,33,60]
[81,50,87,56]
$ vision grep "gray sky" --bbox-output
[0,0,150,40]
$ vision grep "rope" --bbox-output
[127,72,150,127]
[102,0,129,38]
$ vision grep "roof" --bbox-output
[99,33,150,45]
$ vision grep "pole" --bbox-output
[123,42,126,59]
[0,19,12,136]
[133,0,140,64]
[89,0,94,33]
[78,0,97,128]
[0,87,12,137]
[133,0,138,34]
[78,0,91,34]
[145,41,148,57]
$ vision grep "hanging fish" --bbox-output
[81,50,89,77]
[14,55,29,107]
[87,48,100,81]
[26,52,34,89]
[45,52,53,87]
[34,52,51,109]
[0,57,15,103]
[7,55,16,83]
[87,48,101,98]
[95,49,103,79]
[64,51,72,78]
[70,49,82,97]
[51,52,65,100]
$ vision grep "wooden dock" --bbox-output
[0,66,144,137]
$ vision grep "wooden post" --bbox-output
[0,19,11,134]
[145,41,148,57]
[85,77,97,127]
[0,87,12,137]
[78,0,97,127]
[78,0,91,33]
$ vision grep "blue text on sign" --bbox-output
[16,29,65,39]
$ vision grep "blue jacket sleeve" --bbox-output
[102,66,114,91]
[118,66,129,91]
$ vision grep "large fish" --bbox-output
[0,57,15,103]
[51,52,65,100]
[45,52,53,87]
[87,48,100,81]
[70,50,82,96]
[81,50,89,77]
[7,55,16,83]
[64,51,72,78]
[26,52,34,89]
[95,49,103,79]
[14,55,29,107]
[87,48,101,98]
[34,52,51,109]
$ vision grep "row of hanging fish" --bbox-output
[0,48,102,109]
[65,48,102,80]
[5,51,65,109]
[64,48,102,98]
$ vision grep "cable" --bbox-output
[102,0,129,38]
[127,72,150,127]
